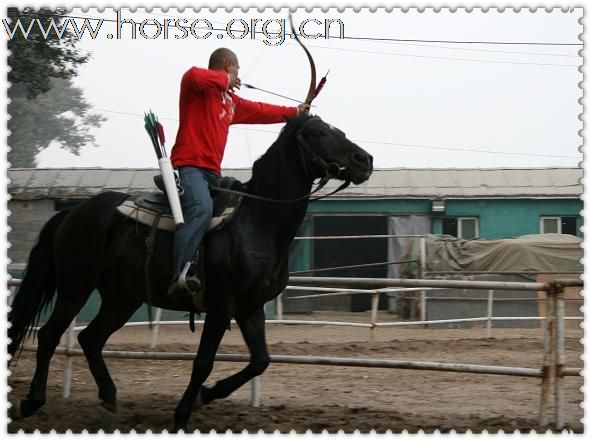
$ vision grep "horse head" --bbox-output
[289,114,373,185]
[287,15,373,186]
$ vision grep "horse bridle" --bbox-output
[207,118,350,204]
[295,117,347,181]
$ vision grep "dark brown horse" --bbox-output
[8,108,373,430]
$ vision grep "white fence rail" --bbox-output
[9,276,582,430]
[279,285,581,341]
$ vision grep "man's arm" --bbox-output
[184,66,229,92]
[232,95,299,124]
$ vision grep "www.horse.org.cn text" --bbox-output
[2,11,346,46]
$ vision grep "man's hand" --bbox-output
[297,103,311,114]
[228,72,241,92]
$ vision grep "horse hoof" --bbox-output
[97,403,117,432]
[200,385,212,404]
[100,400,117,413]
[192,385,211,410]
[172,424,188,433]
[19,399,44,418]
[192,389,204,410]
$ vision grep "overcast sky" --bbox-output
[9,7,583,170]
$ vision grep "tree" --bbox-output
[8,79,105,167]
[7,7,88,98]
[6,7,105,167]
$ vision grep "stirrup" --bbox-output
[178,261,201,293]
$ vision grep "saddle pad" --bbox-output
[116,200,235,232]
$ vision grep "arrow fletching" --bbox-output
[313,70,329,99]
[144,110,165,159]
[156,122,165,146]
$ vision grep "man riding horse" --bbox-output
[168,47,310,299]
[8,19,373,431]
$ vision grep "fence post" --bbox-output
[62,318,76,398]
[539,290,555,428]
[276,292,284,321]
[554,289,565,430]
[419,291,427,324]
[370,292,379,342]
[486,290,494,338]
[250,376,261,407]
[419,237,427,278]
[419,237,427,325]
[150,308,163,349]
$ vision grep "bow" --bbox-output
[242,16,328,106]
[289,13,328,105]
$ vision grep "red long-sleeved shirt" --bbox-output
[170,67,298,174]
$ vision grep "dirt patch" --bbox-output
[7,316,583,433]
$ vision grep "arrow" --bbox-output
[242,83,316,106]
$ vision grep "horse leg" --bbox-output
[77,289,142,413]
[199,307,270,405]
[173,312,229,432]
[18,292,90,418]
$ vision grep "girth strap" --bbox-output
[144,208,162,327]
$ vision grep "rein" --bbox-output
[208,117,350,204]
[209,177,350,204]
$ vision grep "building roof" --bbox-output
[7,167,582,200]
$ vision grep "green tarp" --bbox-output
[400,233,582,277]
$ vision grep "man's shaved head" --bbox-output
[209,48,238,70]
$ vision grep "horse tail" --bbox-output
[8,209,70,362]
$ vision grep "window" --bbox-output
[540,216,578,236]
[442,217,479,239]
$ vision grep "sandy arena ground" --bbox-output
[7,312,583,433]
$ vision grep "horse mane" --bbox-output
[246,114,313,195]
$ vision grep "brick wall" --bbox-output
[8,200,55,268]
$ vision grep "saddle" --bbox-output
[115,174,243,316]
[116,174,243,232]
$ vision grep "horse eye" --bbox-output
[314,129,325,137]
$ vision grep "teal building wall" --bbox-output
[433,199,583,238]
[309,198,582,239]
[13,197,581,324]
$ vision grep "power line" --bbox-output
[14,10,583,48]
[141,9,584,65]
[122,9,584,46]
[325,39,580,58]
[82,106,177,121]
[339,34,582,46]
[13,11,580,68]
[353,139,581,159]
[285,41,579,67]
[70,104,580,160]
[150,15,583,66]
[233,128,581,159]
